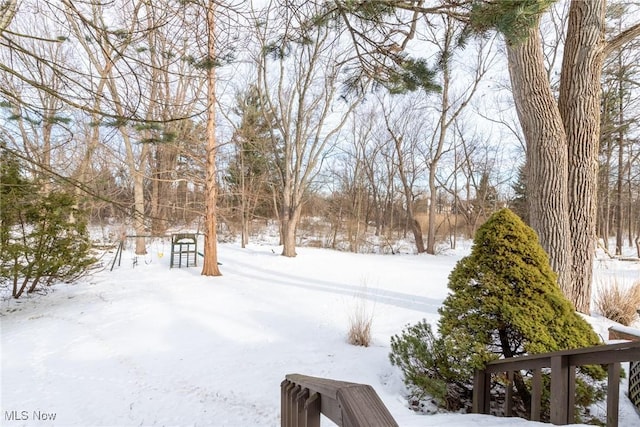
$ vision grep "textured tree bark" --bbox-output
[133,170,147,255]
[393,135,426,254]
[506,22,572,293]
[558,0,606,313]
[281,204,300,257]
[201,0,221,276]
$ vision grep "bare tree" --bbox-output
[253,1,362,257]
[422,14,494,254]
[200,0,222,275]
[324,0,640,312]
[378,94,428,253]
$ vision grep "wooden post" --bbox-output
[550,355,570,425]
[531,368,542,421]
[296,388,309,427]
[568,365,576,423]
[304,392,321,427]
[472,370,485,413]
[281,380,288,427]
[289,385,300,426]
[607,363,620,427]
[504,371,514,417]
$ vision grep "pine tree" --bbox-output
[1,147,96,298]
[390,209,605,419]
[440,207,601,365]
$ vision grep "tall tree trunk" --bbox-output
[614,52,625,256]
[615,122,623,255]
[393,135,426,254]
[598,135,611,251]
[133,168,147,255]
[281,179,297,256]
[281,206,300,257]
[426,173,439,254]
[201,0,221,276]
[558,0,606,313]
[506,22,572,294]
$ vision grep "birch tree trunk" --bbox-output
[506,21,572,292]
[201,0,221,276]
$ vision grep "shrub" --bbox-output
[390,321,467,411]
[594,279,640,326]
[1,191,96,298]
[1,150,96,298]
[390,209,605,421]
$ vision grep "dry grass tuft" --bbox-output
[347,283,375,347]
[594,279,640,326]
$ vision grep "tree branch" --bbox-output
[604,22,640,58]
[0,0,17,34]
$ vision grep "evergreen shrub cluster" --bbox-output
[390,209,605,422]
[1,147,96,298]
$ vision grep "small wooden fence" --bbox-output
[472,341,640,426]
[281,374,398,427]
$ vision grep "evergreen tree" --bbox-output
[509,164,529,225]
[0,145,33,248]
[225,85,278,246]
[390,209,605,420]
[0,147,96,298]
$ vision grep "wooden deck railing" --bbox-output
[472,340,640,426]
[281,374,398,427]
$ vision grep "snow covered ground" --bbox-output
[1,240,639,426]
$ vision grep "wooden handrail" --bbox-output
[472,341,640,426]
[282,374,398,427]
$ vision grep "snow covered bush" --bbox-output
[390,208,605,421]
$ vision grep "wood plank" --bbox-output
[568,366,575,423]
[531,369,542,421]
[485,341,640,371]
[281,380,290,427]
[286,374,354,399]
[289,385,300,427]
[319,395,342,426]
[504,371,514,417]
[304,393,321,427]
[570,346,640,366]
[550,355,570,425]
[295,388,309,427]
[472,370,485,413]
[337,385,398,427]
[608,363,620,427]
